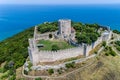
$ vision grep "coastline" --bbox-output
[0,4,120,41]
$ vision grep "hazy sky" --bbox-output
[0,0,120,4]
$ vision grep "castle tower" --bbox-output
[58,19,71,38]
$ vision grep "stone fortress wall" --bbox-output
[28,19,112,66]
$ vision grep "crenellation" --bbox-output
[28,19,112,65]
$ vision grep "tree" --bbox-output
[85,23,99,30]
[49,34,52,38]
[88,33,98,42]
[37,22,58,33]
[76,33,92,44]
[73,22,83,32]
[73,22,100,45]
[24,70,28,75]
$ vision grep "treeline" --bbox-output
[0,27,34,79]
[73,22,101,44]
[37,22,58,33]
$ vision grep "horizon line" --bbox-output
[1,3,120,5]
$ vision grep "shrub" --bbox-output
[35,77,42,80]
[104,46,117,56]
[115,41,120,51]
[105,46,109,50]
[102,41,106,47]
[116,46,120,51]
[113,30,120,34]
[109,47,112,51]
[28,62,33,70]
[48,69,54,75]
[109,51,116,56]
[57,69,62,74]
[105,52,109,56]
[49,34,52,38]
[94,51,97,54]
[24,70,28,75]
[65,62,75,68]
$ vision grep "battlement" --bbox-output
[28,35,104,65]
[28,20,112,66]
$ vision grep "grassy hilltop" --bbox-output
[0,21,120,80]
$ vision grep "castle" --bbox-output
[58,19,71,37]
[28,19,112,66]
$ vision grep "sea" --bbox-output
[0,4,120,41]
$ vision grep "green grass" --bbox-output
[38,40,74,51]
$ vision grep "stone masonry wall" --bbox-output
[28,26,112,65]
[28,37,102,65]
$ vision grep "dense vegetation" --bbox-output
[37,22,58,33]
[113,30,120,34]
[72,22,100,44]
[0,27,34,67]
[0,27,34,79]
[65,62,75,68]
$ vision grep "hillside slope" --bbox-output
[64,54,120,80]
[0,27,34,79]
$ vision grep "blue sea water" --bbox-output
[0,4,120,41]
